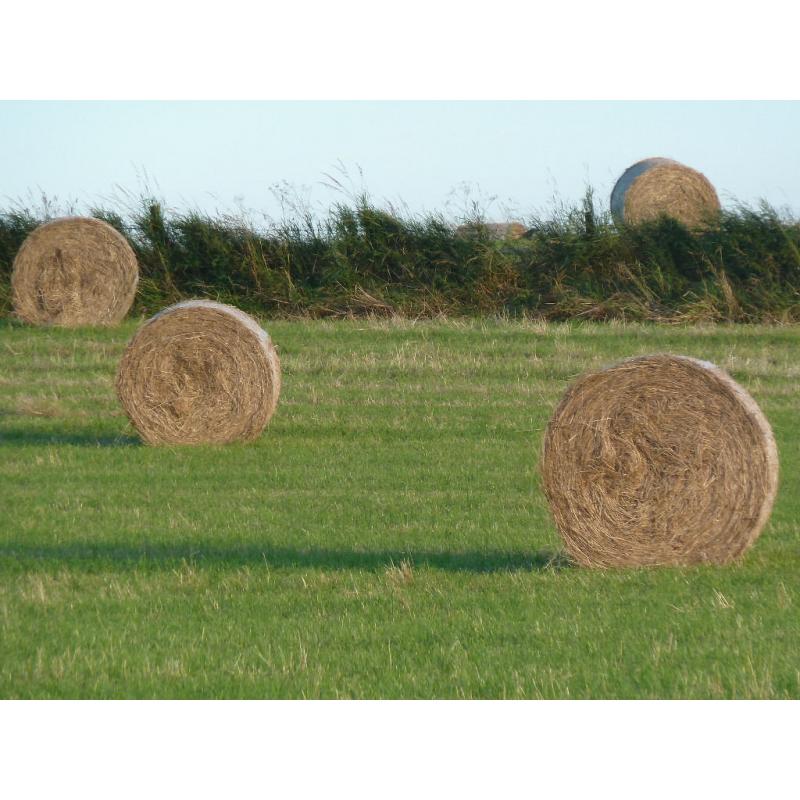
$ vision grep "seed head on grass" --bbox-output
[385,559,414,586]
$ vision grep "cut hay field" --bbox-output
[1,318,798,698]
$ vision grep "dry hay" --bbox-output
[11,217,139,326]
[455,222,527,240]
[541,354,778,567]
[610,157,721,228]
[116,300,281,445]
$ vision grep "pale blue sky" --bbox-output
[1,101,798,222]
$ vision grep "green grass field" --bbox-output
[1,317,798,698]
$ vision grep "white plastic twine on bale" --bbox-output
[116,299,281,445]
[610,157,721,229]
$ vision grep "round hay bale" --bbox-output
[116,300,281,445]
[11,217,139,326]
[541,354,778,567]
[610,157,721,228]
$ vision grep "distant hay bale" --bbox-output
[116,300,281,445]
[455,222,527,240]
[610,158,721,228]
[11,217,138,326]
[541,354,778,567]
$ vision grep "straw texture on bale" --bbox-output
[541,355,778,567]
[116,300,281,445]
[610,157,721,228]
[11,217,139,326]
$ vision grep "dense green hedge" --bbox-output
[2,192,799,321]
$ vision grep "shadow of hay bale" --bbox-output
[0,542,573,574]
[0,423,140,448]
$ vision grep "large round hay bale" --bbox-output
[116,300,281,445]
[610,157,721,228]
[11,217,139,326]
[541,355,778,567]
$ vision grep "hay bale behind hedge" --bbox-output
[610,158,721,228]
[116,300,281,445]
[541,354,778,567]
[455,222,527,240]
[11,217,138,326]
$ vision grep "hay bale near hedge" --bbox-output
[455,222,527,240]
[541,354,778,567]
[116,300,281,445]
[610,157,721,228]
[11,217,138,326]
